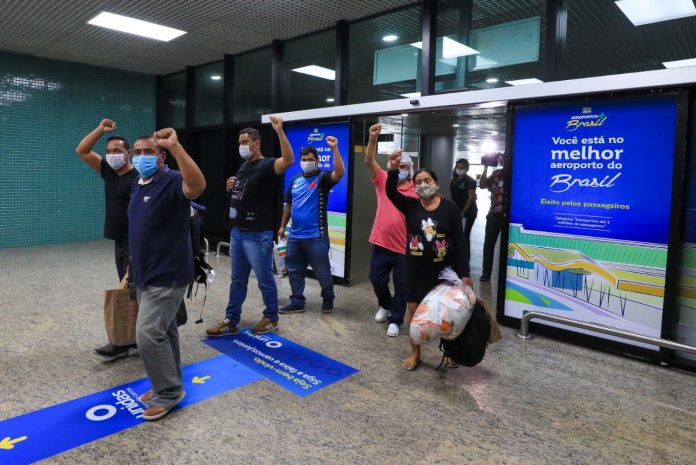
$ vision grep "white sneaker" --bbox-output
[387,323,400,337]
[374,307,390,323]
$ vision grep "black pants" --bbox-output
[369,245,407,325]
[114,240,130,281]
[482,212,504,276]
[462,208,477,264]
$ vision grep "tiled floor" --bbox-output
[0,222,694,464]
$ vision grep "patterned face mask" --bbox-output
[416,183,438,199]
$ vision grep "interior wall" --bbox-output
[0,51,155,248]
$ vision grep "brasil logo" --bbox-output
[565,107,607,131]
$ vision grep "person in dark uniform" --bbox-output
[76,118,138,361]
[449,158,477,266]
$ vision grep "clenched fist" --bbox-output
[269,115,283,132]
[326,136,338,149]
[388,148,402,170]
[369,123,381,138]
[99,119,116,133]
[153,128,179,149]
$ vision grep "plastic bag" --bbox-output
[273,239,288,277]
[409,267,477,344]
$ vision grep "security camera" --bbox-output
[409,99,420,105]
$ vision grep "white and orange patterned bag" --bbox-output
[409,268,476,345]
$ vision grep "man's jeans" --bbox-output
[225,228,278,325]
[285,236,335,307]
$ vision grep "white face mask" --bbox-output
[106,153,126,170]
[455,168,466,176]
[239,144,253,160]
[301,161,317,174]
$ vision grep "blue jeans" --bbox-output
[286,236,335,307]
[369,245,406,325]
[225,229,278,325]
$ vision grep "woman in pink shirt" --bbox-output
[364,124,418,337]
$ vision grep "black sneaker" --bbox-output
[279,304,305,314]
[321,299,334,313]
[95,343,137,361]
[479,273,491,282]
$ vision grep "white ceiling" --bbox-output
[0,0,417,75]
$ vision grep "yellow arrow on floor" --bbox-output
[0,436,28,450]
[192,376,211,384]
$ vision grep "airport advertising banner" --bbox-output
[284,121,350,279]
[504,95,678,347]
[676,98,696,362]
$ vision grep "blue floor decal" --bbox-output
[204,328,359,397]
[0,356,262,465]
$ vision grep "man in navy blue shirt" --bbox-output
[278,137,345,314]
[128,128,206,421]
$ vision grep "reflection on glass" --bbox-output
[347,6,422,103]
[562,0,696,79]
[161,72,186,128]
[283,30,336,112]
[194,61,223,127]
[434,0,546,93]
[233,48,272,123]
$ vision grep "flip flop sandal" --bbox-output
[402,359,420,371]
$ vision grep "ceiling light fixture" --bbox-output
[292,65,336,81]
[87,12,186,42]
[505,78,544,86]
[326,97,335,102]
[486,78,499,83]
[401,113,409,117]
[383,35,399,42]
[211,75,222,81]
[615,0,696,26]
[452,124,460,128]
[400,92,421,98]
[662,58,696,68]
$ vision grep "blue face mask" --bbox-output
[132,155,159,178]
[398,169,410,182]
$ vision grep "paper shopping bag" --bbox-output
[103,273,138,346]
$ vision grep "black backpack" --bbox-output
[439,299,491,367]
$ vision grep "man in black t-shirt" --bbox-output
[76,118,138,360]
[206,116,294,337]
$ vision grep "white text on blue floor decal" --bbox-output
[0,356,262,464]
[204,328,359,397]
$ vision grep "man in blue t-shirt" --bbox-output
[128,128,206,421]
[278,137,345,314]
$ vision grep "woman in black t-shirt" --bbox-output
[449,158,478,261]
[386,150,473,371]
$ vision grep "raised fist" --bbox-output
[388,148,402,170]
[269,115,283,132]
[369,123,381,138]
[153,128,178,149]
[100,119,116,133]
[326,136,338,149]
